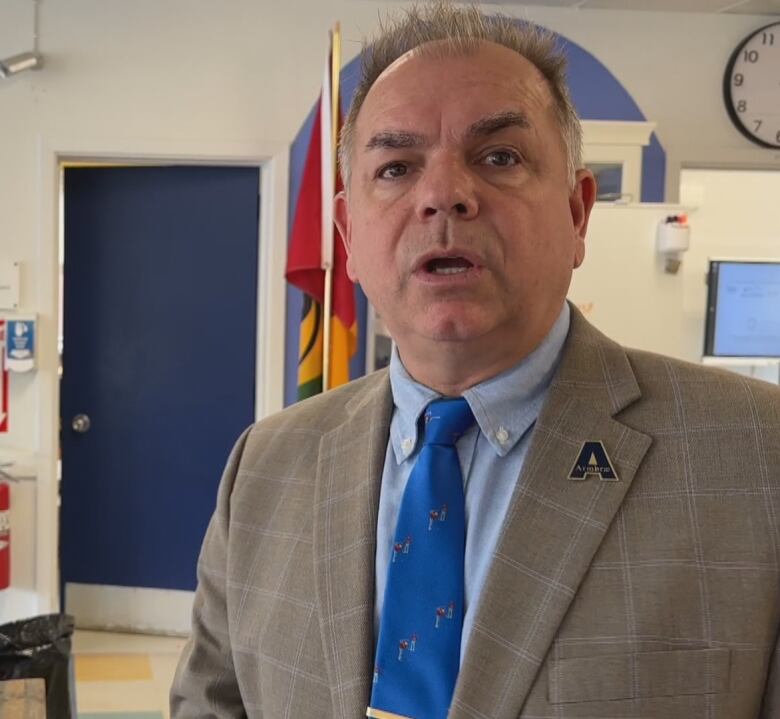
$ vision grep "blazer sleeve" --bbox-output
[170,426,252,718]
[761,629,780,718]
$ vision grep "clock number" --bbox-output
[754,120,762,132]
[743,49,760,63]
[737,100,747,113]
[762,32,775,46]
[733,73,744,86]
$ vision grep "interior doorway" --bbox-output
[59,164,260,634]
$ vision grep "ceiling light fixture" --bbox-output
[0,0,43,80]
[0,51,42,78]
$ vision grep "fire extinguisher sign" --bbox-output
[0,320,7,433]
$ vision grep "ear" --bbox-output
[569,168,597,269]
[333,190,358,282]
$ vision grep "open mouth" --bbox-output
[424,256,475,275]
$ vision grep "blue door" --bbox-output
[60,166,258,619]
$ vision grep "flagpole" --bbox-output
[321,23,340,392]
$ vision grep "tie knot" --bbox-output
[422,398,475,446]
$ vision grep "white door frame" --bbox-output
[36,136,289,616]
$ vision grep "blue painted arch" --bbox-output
[563,38,665,203]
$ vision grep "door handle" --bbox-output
[72,414,91,434]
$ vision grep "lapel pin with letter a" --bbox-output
[568,441,619,481]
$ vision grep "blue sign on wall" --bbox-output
[7,320,34,359]
[6,319,35,372]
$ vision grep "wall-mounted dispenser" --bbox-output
[657,214,690,275]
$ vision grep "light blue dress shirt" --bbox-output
[374,303,570,660]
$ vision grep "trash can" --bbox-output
[0,614,75,719]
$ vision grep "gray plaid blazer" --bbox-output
[171,307,780,718]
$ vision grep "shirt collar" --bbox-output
[388,302,570,463]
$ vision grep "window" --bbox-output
[582,121,656,203]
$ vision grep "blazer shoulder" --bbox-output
[244,368,390,441]
[622,347,780,441]
[566,306,778,408]
[218,369,391,491]
[627,347,779,398]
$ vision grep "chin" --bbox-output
[417,316,493,343]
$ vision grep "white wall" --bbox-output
[1,0,779,621]
[568,202,689,359]
[567,171,779,383]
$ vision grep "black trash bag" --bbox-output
[0,613,75,719]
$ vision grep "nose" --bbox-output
[415,155,479,222]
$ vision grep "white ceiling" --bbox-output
[490,0,780,14]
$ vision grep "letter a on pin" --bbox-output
[568,441,619,481]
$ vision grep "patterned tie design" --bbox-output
[369,398,475,719]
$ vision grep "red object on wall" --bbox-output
[0,320,7,433]
[0,367,7,434]
[0,482,9,589]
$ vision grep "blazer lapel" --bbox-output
[313,373,393,718]
[452,308,653,719]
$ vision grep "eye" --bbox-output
[376,162,408,180]
[481,149,521,168]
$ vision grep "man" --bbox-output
[172,4,780,718]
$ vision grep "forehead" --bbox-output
[356,40,557,143]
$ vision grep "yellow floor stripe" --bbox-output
[75,654,153,682]
[0,679,46,719]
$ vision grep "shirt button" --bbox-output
[496,427,510,445]
[401,438,414,454]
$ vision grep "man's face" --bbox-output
[335,41,595,359]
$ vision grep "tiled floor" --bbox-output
[73,630,187,719]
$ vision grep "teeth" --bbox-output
[432,266,469,275]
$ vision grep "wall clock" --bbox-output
[723,21,780,149]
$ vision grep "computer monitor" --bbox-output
[703,259,780,359]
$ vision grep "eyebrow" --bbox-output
[365,130,425,152]
[465,111,532,138]
[363,111,532,152]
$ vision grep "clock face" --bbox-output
[723,22,780,149]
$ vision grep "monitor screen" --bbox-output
[704,260,780,358]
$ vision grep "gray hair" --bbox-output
[338,2,583,189]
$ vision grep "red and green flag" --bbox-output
[285,27,357,400]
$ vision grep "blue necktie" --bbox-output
[369,398,475,719]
